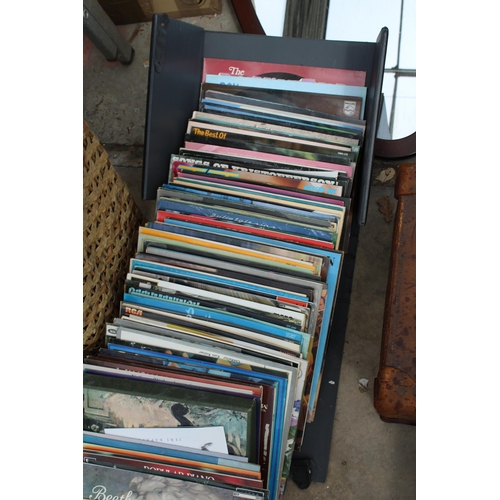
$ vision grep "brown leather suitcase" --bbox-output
[374,162,416,424]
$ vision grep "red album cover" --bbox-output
[202,58,366,87]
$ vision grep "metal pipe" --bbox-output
[83,0,135,64]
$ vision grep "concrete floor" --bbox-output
[83,2,416,498]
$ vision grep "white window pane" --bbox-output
[392,76,416,139]
[400,0,416,68]
[378,73,395,139]
[325,0,402,68]
[382,72,396,116]
[252,0,287,37]
[378,74,416,139]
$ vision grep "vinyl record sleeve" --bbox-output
[83,462,270,499]
[83,429,245,465]
[132,247,327,384]
[179,139,352,184]
[190,110,361,158]
[156,211,336,251]
[124,271,308,329]
[202,74,367,119]
[121,292,309,354]
[201,89,366,131]
[83,370,259,462]
[185,120,357,163]
[165,170,348,213]
[83,444,261,479]
[112,315,299,358]
[156,202,338,244]
[87,346,278,487]
[128,256,311,319]
[198,97,364,140]
[143,222,328,280]
[128,258,312,316]
[169,168,348,207]
[83,451,265,489]
[103,343,291,500]
[199,83,364,120]
[159,178,348,248]
[158,181,344,228]
[103,328,308,480]
[125,272,309,337]
[105,313,308,496]
[121,287,304,358]
[129,233,328,446]
[172,161,346,199]
[166,155,353,198]
[125,266,313,346]
[85,356,263,400]
[188,113,359,163]
[137,225,322,279]
[118,301,303,356]
[136,247,315,304]
[202,58,367,86]
[182,141,355,177]
[123,281,306,333]
[143,219,343,422]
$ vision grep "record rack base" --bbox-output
[290,217,360,486]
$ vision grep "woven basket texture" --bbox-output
[83,121,144,355]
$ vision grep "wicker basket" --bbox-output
[83,121,144,355]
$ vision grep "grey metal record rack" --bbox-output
[142,14,388,487]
